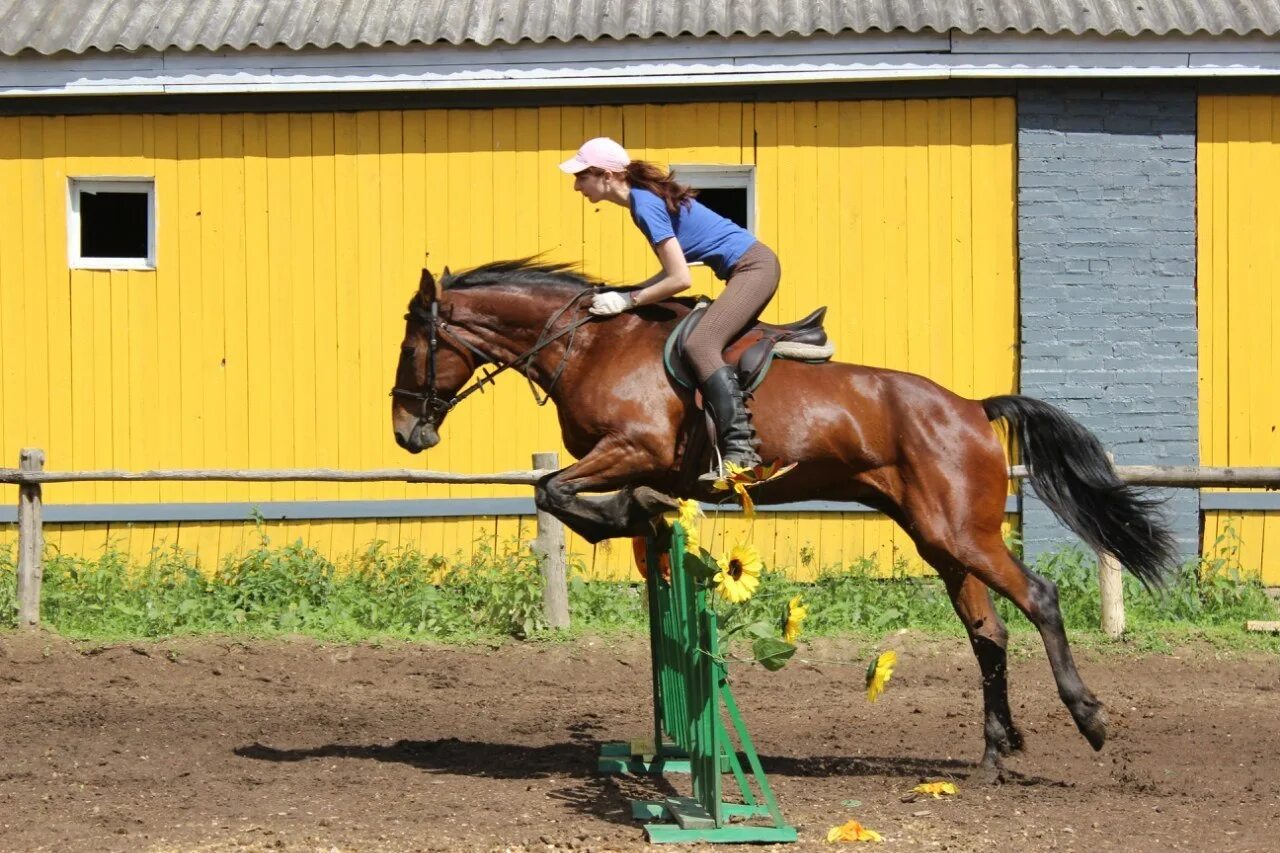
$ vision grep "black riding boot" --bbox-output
[699,365,762,481]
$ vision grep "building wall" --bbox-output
[1016,85,1201,564]
[0,99,1019,580]
[1198,94,1280,585]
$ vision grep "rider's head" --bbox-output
[560,137,697,214]
[561,137,630,204]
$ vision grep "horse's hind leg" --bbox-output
[891,483,1107,757]
[950,534,1107,752]
[937,570,1024,772]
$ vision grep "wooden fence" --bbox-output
[5,449,1280,636]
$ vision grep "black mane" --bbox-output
[441,258,601,292]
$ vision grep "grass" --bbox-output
[1,526,1277,653]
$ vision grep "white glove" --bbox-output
[589,290,634,316]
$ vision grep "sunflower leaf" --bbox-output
[752,637,796,671]
[683,550,719,581]
[745,621,775,639]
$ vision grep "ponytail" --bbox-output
[624,160,698,215]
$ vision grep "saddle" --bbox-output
[663,300,835,393]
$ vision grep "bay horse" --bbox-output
[390,259,1177,776]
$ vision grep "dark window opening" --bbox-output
[694,187,748,230]
[80,191,149,259]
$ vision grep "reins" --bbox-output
[390,289,597,425]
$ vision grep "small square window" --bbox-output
[671,165,755,233]
[68,178,155,270]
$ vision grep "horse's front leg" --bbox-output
[534,440,679,544]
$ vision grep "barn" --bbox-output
[0,2,1276,584]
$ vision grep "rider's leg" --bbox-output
[683,242,780,475]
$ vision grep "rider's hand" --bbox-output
[589,290,634,316]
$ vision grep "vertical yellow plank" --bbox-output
[264,115,296,501]
[221,115,249,500]
[311,112,339,497]
[174,115,204,500]
[882,100,909,372]
[289,114,318,501]
[198,114,227,502]
[927,100,954,389]
[377,111,406,492]
[333,112,364,486]
[241,114,273,504]
[903,99,930,377]
[859,101,886,370]
[969,99,998,397]
[290,114,320,499]
[354,112,383,483]
[949,101,975,396]
[0,118,26,496]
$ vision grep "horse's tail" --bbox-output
[982,394,1177,589]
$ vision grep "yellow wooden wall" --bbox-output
[1198,94,1280,585]
[0,99,1017,579]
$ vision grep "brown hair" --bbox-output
[622,160,699,214]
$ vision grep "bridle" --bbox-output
[390,289,597,433]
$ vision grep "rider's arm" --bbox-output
[630,238,692,307]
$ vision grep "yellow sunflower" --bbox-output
[712,542,762,603]
[826,819,883,843]
[865,650,897,703]
[711,460,758,518]
[782,596,807,643]
[675,498,702,553]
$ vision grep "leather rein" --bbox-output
[389,289,596,430]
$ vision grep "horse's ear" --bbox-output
[419,268,438,304]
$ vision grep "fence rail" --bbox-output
[7,449,1280,636]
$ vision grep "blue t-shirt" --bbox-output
[628,186,757,280]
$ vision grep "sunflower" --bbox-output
[711,459,796,519]
[826,819,883,843]
[712,542,762,603]
[675,498,702,553]
[782,596,807,643]
[865,650,897,703]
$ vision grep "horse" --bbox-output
[390,258,1177,777]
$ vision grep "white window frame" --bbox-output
[669,164,756,234]
[67,177,156,270]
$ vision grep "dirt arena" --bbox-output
[1,631,1276,852]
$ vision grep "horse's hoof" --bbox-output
[633,486,680,514]
[1076,705,1108,751]
[971,760,1006,786]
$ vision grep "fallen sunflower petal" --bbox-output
[865,650,897,703]
[911,781,958,798]
[826,819,883,843]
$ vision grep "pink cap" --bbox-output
[558,137,631,174]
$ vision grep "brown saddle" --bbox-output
[663,301,833,393]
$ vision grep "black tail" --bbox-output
[983,394,1177,589]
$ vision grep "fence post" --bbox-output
[16,448,46,629]
[531,451,569,629]
[1098,452,1125,638]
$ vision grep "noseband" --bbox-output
[390,290,596,434]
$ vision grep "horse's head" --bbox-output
[390,266,478,453]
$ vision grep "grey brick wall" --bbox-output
[1017,85,1199,563]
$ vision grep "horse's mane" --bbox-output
[441,257,601,292]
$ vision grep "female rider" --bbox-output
[559,137,780,477]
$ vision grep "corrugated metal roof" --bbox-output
[3,0,1279,57]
